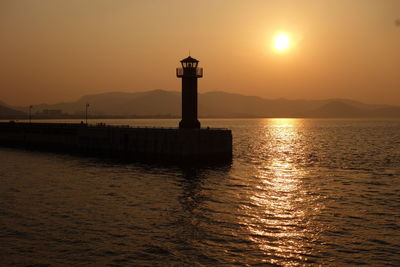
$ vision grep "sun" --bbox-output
[274,33,290,51]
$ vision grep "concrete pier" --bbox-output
[0,122,232,163]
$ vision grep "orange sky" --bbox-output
[1,0,400,106]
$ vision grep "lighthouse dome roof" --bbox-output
[180,56,199,63]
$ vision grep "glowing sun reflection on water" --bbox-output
[239,119,321,265]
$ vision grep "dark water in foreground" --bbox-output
[0,119,399,266]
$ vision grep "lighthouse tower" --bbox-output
[176,56,203,129]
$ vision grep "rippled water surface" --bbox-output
[1,119,399,266]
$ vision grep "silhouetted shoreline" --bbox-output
[2,90,400,119]
[2,115,400,121]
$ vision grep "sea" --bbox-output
[0,118,399,266]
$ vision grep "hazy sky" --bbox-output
[1,0,400,106]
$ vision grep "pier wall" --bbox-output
[0,122,232,163]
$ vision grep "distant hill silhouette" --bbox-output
[0,104,26,118]
[300,101,400,118]
[300,101,368,118]
[7,90,400,118]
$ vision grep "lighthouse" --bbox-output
[176,56,203,129]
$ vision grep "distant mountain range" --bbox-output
[2,90,400,118]
[0,103,26,118]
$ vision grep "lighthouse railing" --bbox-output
[176,67,203,77]
[176,68,184,77]
[196,67,203,77]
